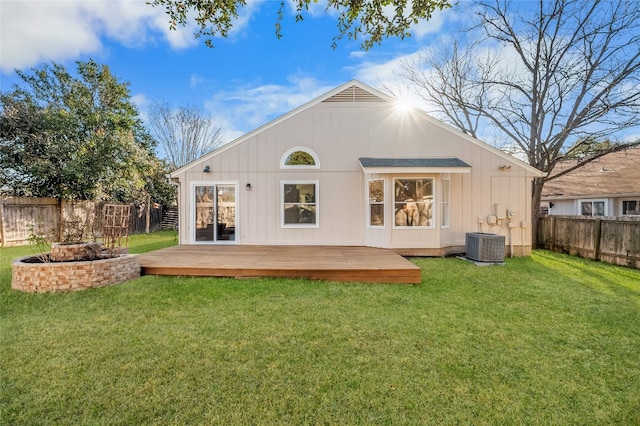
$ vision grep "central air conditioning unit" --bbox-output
[465,232,505,262]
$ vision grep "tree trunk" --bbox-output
[530,178,545,249]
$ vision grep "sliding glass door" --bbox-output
[194,183,236,243]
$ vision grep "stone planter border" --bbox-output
[12,254,140,293]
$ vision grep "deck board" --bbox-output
[138,245,421,284]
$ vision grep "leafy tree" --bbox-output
[284,150,315,166]
[149,0,451,50]
[0,60,175,204]
[147,100,223,169]
[401,0,640,244]
[563,138,616,161]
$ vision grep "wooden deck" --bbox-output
[138,245,421,284]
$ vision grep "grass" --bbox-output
[1,231,639,424]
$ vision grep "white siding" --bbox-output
[175,91,540,253]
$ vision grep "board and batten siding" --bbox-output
[174,88,541,255]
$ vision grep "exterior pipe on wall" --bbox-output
[508,221,518,257]
[520,221,528,256]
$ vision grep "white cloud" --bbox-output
[340,3,459,106]
[348,49,429,110]
[151,12,199,50]
[227,0,265,38]
[353,53,416,86]
[203,74,335,143]
[130,92,151,125]
[190,74,205,89]
[0,0,196,73]
[409,7,450,39]
[1,1,100,71]
[131,92,149,109]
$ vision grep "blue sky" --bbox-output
[0,0,461,145]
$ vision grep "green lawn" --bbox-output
[1,231,639,424]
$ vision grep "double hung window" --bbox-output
[282,181,318,227]
[280,147,320,228]
[441,178,450,228]
[368,179,385,227]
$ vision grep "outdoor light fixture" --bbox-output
[499,164,512,170]
[203,165,211,173]
[245,183,252,190]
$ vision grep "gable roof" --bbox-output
[542,148,640,199]
[171,80,543,177]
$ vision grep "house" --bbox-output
[170,80,544,256]
[541,148,640,217]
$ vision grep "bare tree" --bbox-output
[402,0,640,245]
[147,101,224,169]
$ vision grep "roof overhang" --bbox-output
[359,157,472,174]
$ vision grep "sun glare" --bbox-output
[395,98,413,113]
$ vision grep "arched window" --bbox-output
[280,147,320,169]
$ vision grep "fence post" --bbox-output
[58,199,65,242]
[145,195,151,234]
[593,217,602,261]
[550,215,556,251]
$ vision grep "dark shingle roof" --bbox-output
[542,148,640,198]
[359,157,471,168]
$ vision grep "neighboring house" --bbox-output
[170,80,544,256]
[541,148,640,217]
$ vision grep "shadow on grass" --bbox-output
[531,250,640,300]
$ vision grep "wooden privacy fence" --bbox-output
[0,197,164,247]
[538,215,640,269]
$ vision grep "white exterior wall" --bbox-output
[174,96,540,254]
[547,199,575,216]
[548,198,614,217]
[547,196,640,217]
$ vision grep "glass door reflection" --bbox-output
[194,184,236,242]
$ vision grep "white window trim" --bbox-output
[280,146,321,169]
[281,180,319,228]
[620,199,640,216]
[392,177,435,229]
[578,199,608,217]
[367,178,385,229]
[441,177,450,229]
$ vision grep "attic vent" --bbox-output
[323,85,386,103]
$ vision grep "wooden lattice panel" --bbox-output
[102,204,131,253]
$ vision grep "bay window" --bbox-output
[368,179,384,227]
[394,178,434,228]
[441,178,450,228]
